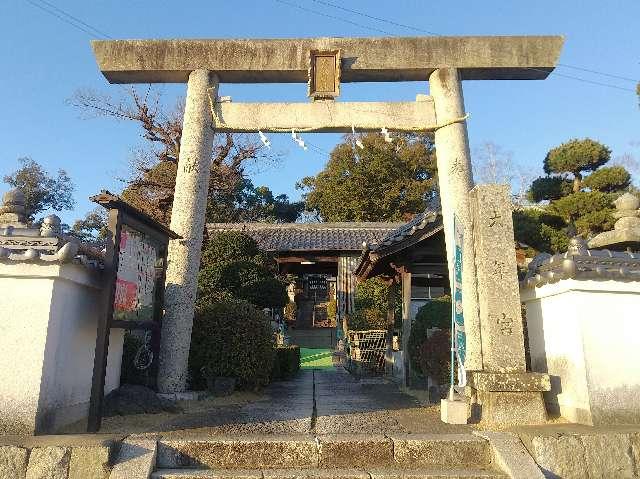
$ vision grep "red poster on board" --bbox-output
[114,278,137,311]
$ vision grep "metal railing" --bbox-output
[346,329,387,376]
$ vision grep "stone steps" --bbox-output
[151,467,506,478]
[153,434,506,478]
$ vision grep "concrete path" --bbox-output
[157,368,471,437]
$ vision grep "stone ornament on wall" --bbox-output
[0,188,74,263]
[589,192,640,251]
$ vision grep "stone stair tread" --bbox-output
[157,434,492,470]
[152,468,507,479]
[152,469,262,478]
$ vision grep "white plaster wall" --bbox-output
[522,280,640,425]
[0,272,53,434]
[0,262,124,433]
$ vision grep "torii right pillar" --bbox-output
[430,70,550,426]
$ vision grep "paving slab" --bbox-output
[391,434,490,468]
[368,468,506,478]
[152,469,263,478]
[317,434,393,468]
[25,446,71,479]
[262,469,369,479]
[157,435,318,469]
[0,445,28,479]
[109,438,157,479]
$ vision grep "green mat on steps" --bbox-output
[300,348,334,369]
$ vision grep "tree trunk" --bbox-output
[573,172,582,193]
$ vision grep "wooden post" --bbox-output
[87,208,122,432]
[385,282,397,375]
[401,268,412,388]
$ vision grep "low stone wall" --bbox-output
[0,434,122,479]
[518,426,640,479]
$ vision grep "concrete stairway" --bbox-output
[288,328,336,349]
[151,434,507,479]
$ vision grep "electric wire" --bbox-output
[273,0,394,36]
[282,0,639,93]
[25,0,113,39]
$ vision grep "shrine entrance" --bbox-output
[90,34,564,429]
[206,221,401,348]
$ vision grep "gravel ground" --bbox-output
[64,368,473,436]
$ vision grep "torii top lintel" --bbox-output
[92,35,564,84]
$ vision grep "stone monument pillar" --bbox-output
[429,68,482,371]
[469,184,549,426]
[158,70,218,393]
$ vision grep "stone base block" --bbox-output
[469,371,551,392]
[440,398,469,424]
[157,391,206,401]
[476,390,547,427]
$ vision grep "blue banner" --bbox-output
[452,216,466,381]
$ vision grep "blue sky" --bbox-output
[0,0,638,224]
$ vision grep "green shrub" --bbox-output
[411,328,453,385]
[188,300,275,390]
[409,296,453,385]
[413,295,451,329]
[198,231,287,309]
[238,277,289,309]
[347,307,387,330]
[354,277,389,312]
[201,231,267,266]
[347,277,397,330]
[271,345,301,380]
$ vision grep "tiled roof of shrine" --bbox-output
[206,222,403,253]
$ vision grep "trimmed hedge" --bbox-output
[188,299,275,390]
[409,296,453,385]
[197,231,287,309]
[238,277,289,309]
[271,345,301,380]
[413,295,451,329]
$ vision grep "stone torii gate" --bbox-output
[92,36,563,397]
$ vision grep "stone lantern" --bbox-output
[589,192,640,251]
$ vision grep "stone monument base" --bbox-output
[468,371,550,427]
[441,396,469,424]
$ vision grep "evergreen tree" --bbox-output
[517,138,632,253]
[297,133,437,222]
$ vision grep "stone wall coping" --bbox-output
[520,278,640,301]
[522,238,640,289]
[0,261,104,290]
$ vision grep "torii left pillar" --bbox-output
[158,70,218,393]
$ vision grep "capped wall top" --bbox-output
[522,237,640,289]
[0,188,103,266]
[91,35,564,84]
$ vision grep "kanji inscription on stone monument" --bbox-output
[470,184,526,372]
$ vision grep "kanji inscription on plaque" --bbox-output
[308,49,341,100]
